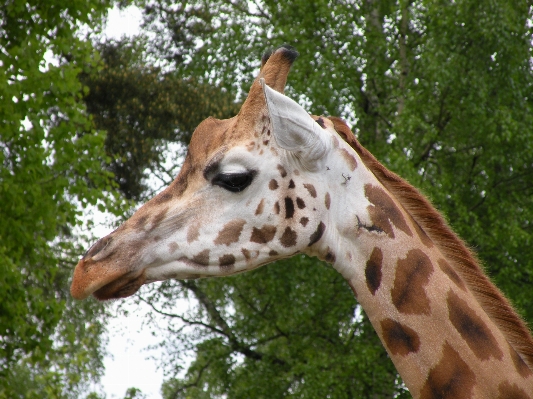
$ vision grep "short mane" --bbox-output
[329,116,533,370]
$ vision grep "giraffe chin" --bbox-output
[92,271,147,301]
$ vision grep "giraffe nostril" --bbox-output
[84,236,113,259]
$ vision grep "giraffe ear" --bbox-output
[261,79,328,170]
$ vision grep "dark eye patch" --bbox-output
[212,171,256,192]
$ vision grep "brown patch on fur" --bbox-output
[269,250,278,256]
[365,247,383,295]
[365,184,412,238]
[325,192,331,210]
[509,343,533,378]
[497,381,531,399]
[340,148,358,171]
[133,215,149,230]
[303,183,317,198]
[315,117,326,128]
[447,290,503,361]
[277,164,287,178]
[250,225,277,244]
[330,115,533,370]
[214,219,246,246]
[285,197,295,219]
[420,342,476,399]
[288,179,295,189]
[153,191,173,204]
[300,217,309,227]
[192,249,210,266]
[381,318,420,356]
[391,249,433,315]
[242,248,251,260]
[296,197,306,209]
[438,259,466,291]
[325,249,336,263]
[219,254,235,269]
[280,227,297,247]
[187,222,201,243]
[255,199,265,215]
[274,201,280,214]
[308,222,326,246]
[269,179,279,190]
[168,242,179,253]
[150,207,168,231]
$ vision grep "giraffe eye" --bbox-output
[212,171,255,192]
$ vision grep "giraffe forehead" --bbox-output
[187,115,262,166]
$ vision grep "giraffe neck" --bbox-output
[310,132,533,398]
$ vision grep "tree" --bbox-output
[127,0,533,397]
[0,0,120,396]
[83,37,240,201]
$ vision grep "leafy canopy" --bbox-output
[0,0,121,396]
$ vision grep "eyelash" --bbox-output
[212,171,256,192]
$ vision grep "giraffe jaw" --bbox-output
[70,256,147,301]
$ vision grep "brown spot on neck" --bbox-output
[391,249,433,315]
[447,290,503,361]
[497,381,532,399]
[380,318,420,356]
[509,343,533,378]
[420,342,476,399]
[150,207,169,231]
[365,184,412,239]
[438,259,466,291]
[340,148,358,171]
[365,247,383,295]
[277,164,287,178]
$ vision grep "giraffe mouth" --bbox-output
[70,255,147,301]
[92,270,147,301]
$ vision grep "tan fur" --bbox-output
[329,116,533,371]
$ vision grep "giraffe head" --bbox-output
[71,46,363,300]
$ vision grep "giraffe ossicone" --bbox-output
[71,46,533,398]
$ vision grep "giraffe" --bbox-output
[71,46,533,398]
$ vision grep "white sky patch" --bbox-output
[103,5,143,41]
[90,300,164,399]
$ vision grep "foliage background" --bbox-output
[1,0,532,398]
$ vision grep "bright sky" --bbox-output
[89,6,165,399]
